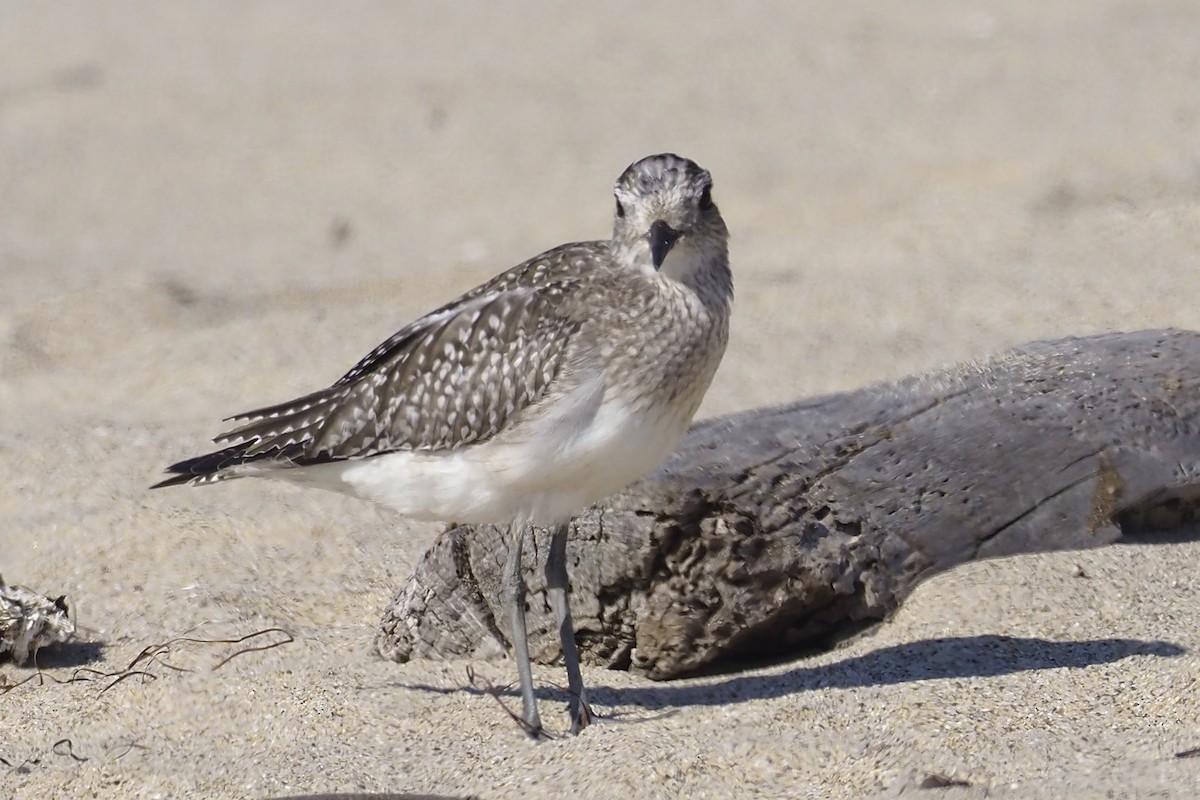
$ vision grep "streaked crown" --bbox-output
[615,153,710,197]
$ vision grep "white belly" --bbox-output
[272,375,697,525]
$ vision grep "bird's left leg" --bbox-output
[545,521,592,734]
[502,520,544,738]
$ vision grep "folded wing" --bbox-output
[153,281,583,487]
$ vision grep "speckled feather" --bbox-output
[218,259,591,458]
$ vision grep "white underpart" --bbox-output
[263,372,695,525]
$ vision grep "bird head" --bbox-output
[612,153,729,282]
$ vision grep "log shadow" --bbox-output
[600,634,1184,710]
[398,634,1183,712]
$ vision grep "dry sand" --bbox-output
[3,2,1200,797]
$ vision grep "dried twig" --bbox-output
[0,627,294,698]
[50,739,87,763]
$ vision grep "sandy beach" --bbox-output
[4,2,1200,797]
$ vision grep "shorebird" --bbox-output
[153,153,733,737]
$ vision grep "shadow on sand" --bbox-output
[398,633,1183,712]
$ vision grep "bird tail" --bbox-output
[151,385,353,490]
[149,442,304,489]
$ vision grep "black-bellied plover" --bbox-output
[154,153,733,737]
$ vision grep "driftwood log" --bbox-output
[376,329,1200,680]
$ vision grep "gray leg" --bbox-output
[502,521,543,738]
[545,521,591,734]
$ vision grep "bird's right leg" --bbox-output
[502,521,544,738]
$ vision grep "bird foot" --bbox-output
[522,721,552,742]
[568,699,594,735]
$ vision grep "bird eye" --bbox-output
[615,199,625,218]
[698,185,714,210]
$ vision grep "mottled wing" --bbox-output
[217,284,581,461]
[153,242,607,487]
[332,241,605,388]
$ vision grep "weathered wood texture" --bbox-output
[377,329,1200,679]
